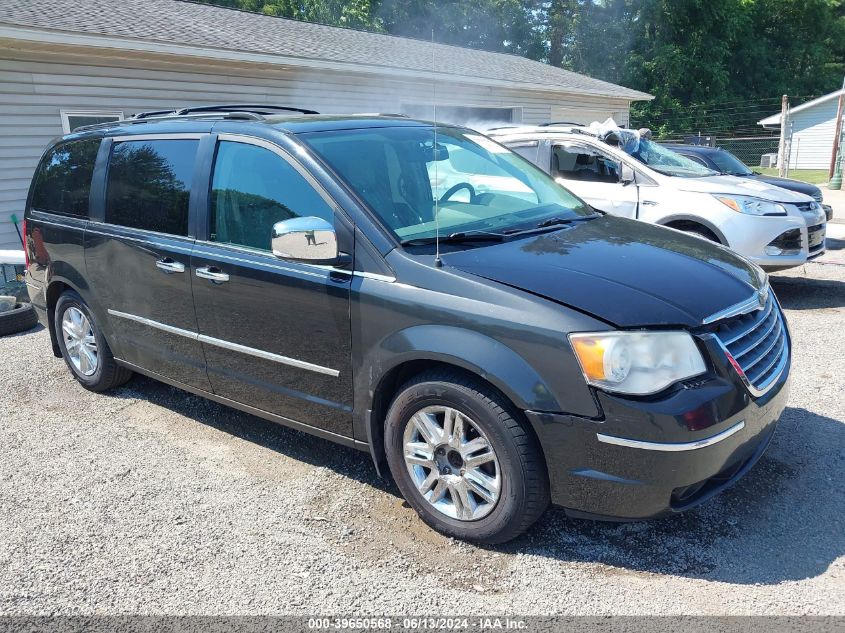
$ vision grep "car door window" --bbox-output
[105,139,199,235]
[507,141,540,164]
[210,141,334,251]
[553,144,621,183]
[682,153,710,168]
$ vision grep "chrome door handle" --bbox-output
[196,266,229,283]
[156,258,185,274]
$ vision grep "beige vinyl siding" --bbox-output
[788,98,842,170]
[0,42,632,250]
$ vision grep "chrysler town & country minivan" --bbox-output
[24,106,791,543]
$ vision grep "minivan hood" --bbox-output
[445,216,764,328]
[670,174,813,203]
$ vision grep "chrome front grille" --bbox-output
[711,292,788,395]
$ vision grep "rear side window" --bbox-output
[105,139,199,236]
[508,142,540,165]
[30,139,101,217]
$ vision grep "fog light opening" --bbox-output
[766,228,802,257]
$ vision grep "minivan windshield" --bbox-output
[625,139,719,178]
[301,126,592,243]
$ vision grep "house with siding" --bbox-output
[0,0,651,250]
[758,89,845,170]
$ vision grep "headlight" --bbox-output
[714,194,786,216]
[569,331,706,395]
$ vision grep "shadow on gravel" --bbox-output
[825,236,844,250]
[508,405,845,585]
[106,368,845,587]
[770,275,845,310]
[108,374,397,497]
[3,322,44,338]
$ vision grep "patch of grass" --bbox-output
[756,168,830,185]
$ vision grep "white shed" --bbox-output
[0,0,651,250]
[758,89,845,170]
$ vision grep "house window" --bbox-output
[60,110,123,134]
[400,105,521,128]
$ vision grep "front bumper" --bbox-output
[721,203,826,271]
[525,340,790,520]
[823,204,834,222]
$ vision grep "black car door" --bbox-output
[190,135,354,437]
[85,134,212,391]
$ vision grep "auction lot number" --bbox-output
[308,618,526,630]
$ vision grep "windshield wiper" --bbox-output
[400,214,599,246]
[503,213,599,236]
[400,231,505,246]
[536,215,596,228]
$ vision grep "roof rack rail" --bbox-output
[539,121,583,127]
[352,112,409,118]
[71,110,265,133]
[132,104,319,119]
[486,125,599,140]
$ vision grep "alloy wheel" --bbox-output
[62,307,98,377]
[402,406,501,521]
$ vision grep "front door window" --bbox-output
[552,143,638,219]
[553,144,621,183]
[210,141,335,251]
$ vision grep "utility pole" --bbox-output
[778,94,789,177]
[831,131,844,190]
[829,89,844,180]
[828,76,845,189]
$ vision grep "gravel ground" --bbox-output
[1,257,843,616]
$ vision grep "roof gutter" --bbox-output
[0,24,653,102]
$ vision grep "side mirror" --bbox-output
[272,216,342,264]
[620,164,636,185]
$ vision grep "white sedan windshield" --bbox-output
[626,139,718,178]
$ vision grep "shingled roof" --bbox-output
[0,0,652,101]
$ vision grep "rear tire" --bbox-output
[385,369,549,544]
[54,290,132,392]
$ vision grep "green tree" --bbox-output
[206,0,385,29]
[199,0,845,136]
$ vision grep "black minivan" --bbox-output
[24,105,791,543]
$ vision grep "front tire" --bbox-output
[54,290,132,392]
[385,369,549,544]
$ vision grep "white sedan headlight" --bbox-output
[713,194,786,216]
[569,331,706,395]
